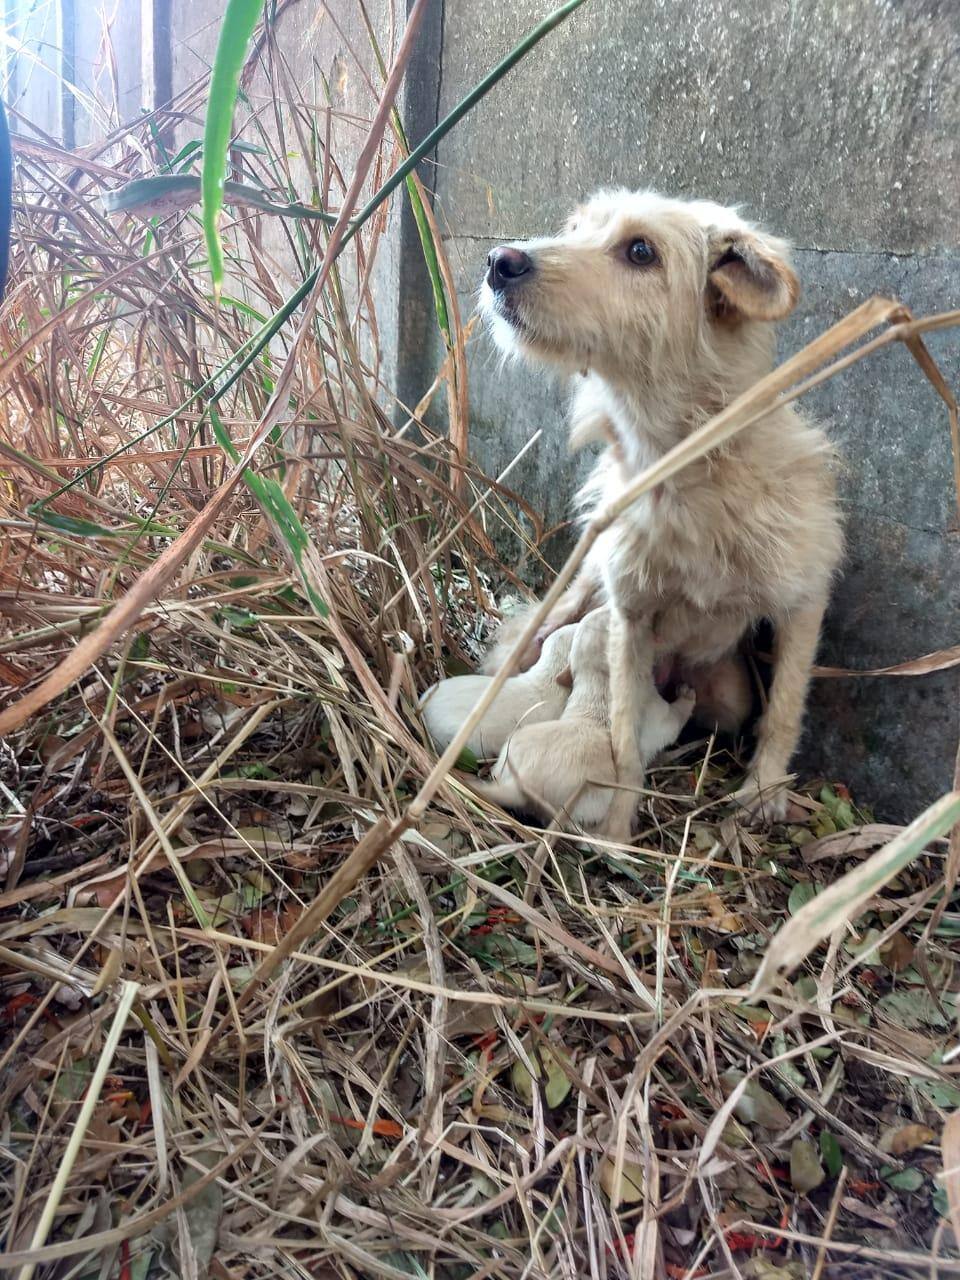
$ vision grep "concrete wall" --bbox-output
[421,0,960,820]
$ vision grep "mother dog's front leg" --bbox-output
[480,565,603,675]
[737,594,827,823]
[604,608,656,843]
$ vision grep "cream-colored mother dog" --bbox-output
[481,189,842,828]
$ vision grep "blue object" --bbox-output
[0,97,11,298]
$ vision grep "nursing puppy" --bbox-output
[480,189,842,826]
[487,617,754,738]
[471,609,695,831]
[420,624,575,759]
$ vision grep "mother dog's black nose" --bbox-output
[486,245,532,291]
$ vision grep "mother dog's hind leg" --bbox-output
[737,595,827,823]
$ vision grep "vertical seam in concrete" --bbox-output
[392,0,445,418]
[143,0,174,154]
[145,0,173,111]
[58,0,75,151]
[433,0,445,193]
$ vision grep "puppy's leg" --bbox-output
[468,774,529,813]
[541,569,603,636]
[605,609,656,843]
[480,605,538,675]
[639,684,697,758]
[737,595,826,823]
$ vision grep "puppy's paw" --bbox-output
[602,793,639,846]
[733,773,789,826]
[673,683,697,720]
[603,818,635,846]
[523,628,553,668]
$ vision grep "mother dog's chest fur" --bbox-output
[596,491,779,615]
[585,421,840,625]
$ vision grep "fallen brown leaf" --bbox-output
[879,931,915,973]
[880,1123,935,1157]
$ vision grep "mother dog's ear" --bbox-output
[707,231,799,322]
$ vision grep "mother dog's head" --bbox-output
[480,189,799,396]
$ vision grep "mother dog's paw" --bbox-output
[732,772,790,826]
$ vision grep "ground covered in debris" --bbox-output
[1,25,959,1280]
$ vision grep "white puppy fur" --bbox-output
[419,624,576,760]
[470,609,695,830]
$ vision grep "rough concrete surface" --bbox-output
[435,0,959,252]
[424,0,960,819]
[789,250,960,818]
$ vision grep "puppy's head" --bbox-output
[538,622,577,676]
[480,190,798,384]
[569,607,611,677]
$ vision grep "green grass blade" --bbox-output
[30,511,118,538]
[358,8,451,347]
[202,0,264,295]
[405,174,450,347]
[208,410,328,616]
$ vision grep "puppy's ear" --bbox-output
[556,666,574,689]
[707,231,799,322]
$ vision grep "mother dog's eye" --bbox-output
[626,238,657,267]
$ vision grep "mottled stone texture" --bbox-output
[423,0,959,820]
[789,252,959,818]
[435,0,959,252]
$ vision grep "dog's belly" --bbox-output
[655,600,752,664]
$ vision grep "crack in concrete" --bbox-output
[434,0,445,158]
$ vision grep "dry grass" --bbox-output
[1,9,960,1279]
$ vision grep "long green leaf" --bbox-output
[104,174,338,224]
[32,511,120,539]
[202,0,264,294]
